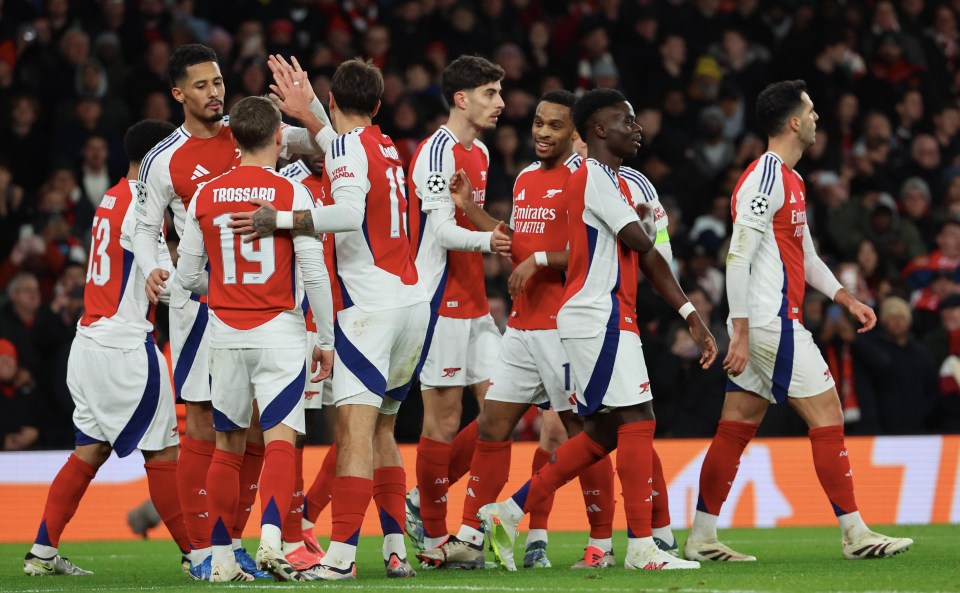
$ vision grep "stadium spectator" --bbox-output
[0,338,40,451]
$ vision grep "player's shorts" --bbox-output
[419,313,501,388]
[169,297,211,404]
[486,328,574,412]
[209,347,306,434]
[725,318,836,403]
[302,331,334,410]
[68,334,178,457]
[333,302,431,409]
[561,328,652,416]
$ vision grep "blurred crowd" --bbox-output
[2,0,960,450]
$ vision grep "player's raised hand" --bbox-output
[686,312,719,370]
[267,54,313,121]
[311,346,334,382]
[229,198,277,243]
[491,221,512,256]
[508,254,538,297]
[145,268,169,305]
[846,300,877,333]
[723,320,750,377]
[448,169,472,210]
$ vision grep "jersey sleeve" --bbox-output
[733,164,784,233]
[412,140,456,212]
[326,133,371,196]
[584,167,639,235]
[133,150,176,274]
[175,196,208,295]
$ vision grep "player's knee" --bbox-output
[75,442,112,468]
[477,411,511,442]
[539,424,567,452]
[143,445,178,463]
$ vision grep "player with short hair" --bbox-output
[176,95,334,582]
[231,57,429,580]
[403,54,512,553]
[132,44,327,579]
[23,119,189,577]
[684,80,913,562]
[480,89,716,572]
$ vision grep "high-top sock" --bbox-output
[527,447,555,532]
[373,466,407,559]
[617,421,656,540]
[461,440,511,530]
[282,447,305,546]
[177,436,215,552]
[510,432,610,512]
[323,476,372,570]
[809,425,859,517]
[30,454,97,557]
[695,420,758,517]
[416,437,451,539]
[304,444,337,525]
[258,441,295,551]
[144,460,190,554]
[578,454,614,539]
[232,442,264,539]
[447,420,478,485]
[651,448,671,531]
[207,449,242,568]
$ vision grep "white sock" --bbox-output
[588,537,612,553]
[191,547,212,565]
[838,511,869,541]
[652,526,675,547]
[212,544,233,568]
[29,544,57,558]
[323,541,357,569]
[302,518,315,530]
[382,533,406,559]
[626,535,655,555]
[261,524,282,552]
[689,510,719,542]
[423,535,448,550]
[456,525,484,546]
[408,486,420,509]
[282,541,304,555]
[526,529,548,546]
[231,538,242,551]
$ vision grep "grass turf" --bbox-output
[2,525,956,592]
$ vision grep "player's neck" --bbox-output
[127,164,140,182]
[334,114,371,134]
[587,143,622,171]
[445,113,479,148]
[183,115,222,139]
[239,151,278,169]
[765,138,802,170]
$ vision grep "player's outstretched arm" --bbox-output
[508,250,568,297]
[639,248,718,369]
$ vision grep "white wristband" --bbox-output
[534,251,548,267]
[678,301,696,319]
[276,211,294,230]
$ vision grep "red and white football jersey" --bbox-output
[731,151,808,327]
[324,125,424,311]
[558,159,641,339]
[508,154,581,330]
[408,125,490,319]
[78,179,169,348]
[181,166,316,348]
[138,120,241,237]
[279,160,343,329]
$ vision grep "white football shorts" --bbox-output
[561,328,653,415]
[169,297,211,403]
[725,318,836,403]
[486,327,574,412]
[209,347,306,434]
[419,313,501,388]
[333,302,430,409]
[68,334,178,456]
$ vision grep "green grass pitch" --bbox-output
[3,525,957,592]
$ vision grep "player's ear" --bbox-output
[328,91,338,112]
[453,90,468,111]
[371,100,381,118]
[171,87,185,104]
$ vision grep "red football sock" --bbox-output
[448,420,478,485]
[373,466,406,536]
[145,460,190,554]
[259,441,295,530]
[461,440,511,529]
[282,447,305,543]
[232,442,264,538]
[528,447,555,530]
[697,420,758,516]
[578,455,614,539]
[207,449,242,547]
[617,420,656,539]
[651,448,671,529]
[416,437,451,538]
[511,432,610,512]
[305,444,337,523]
[178,436,215,549]
[809,425,859,516]
[331,476,373,545]
[33,454,97,548]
